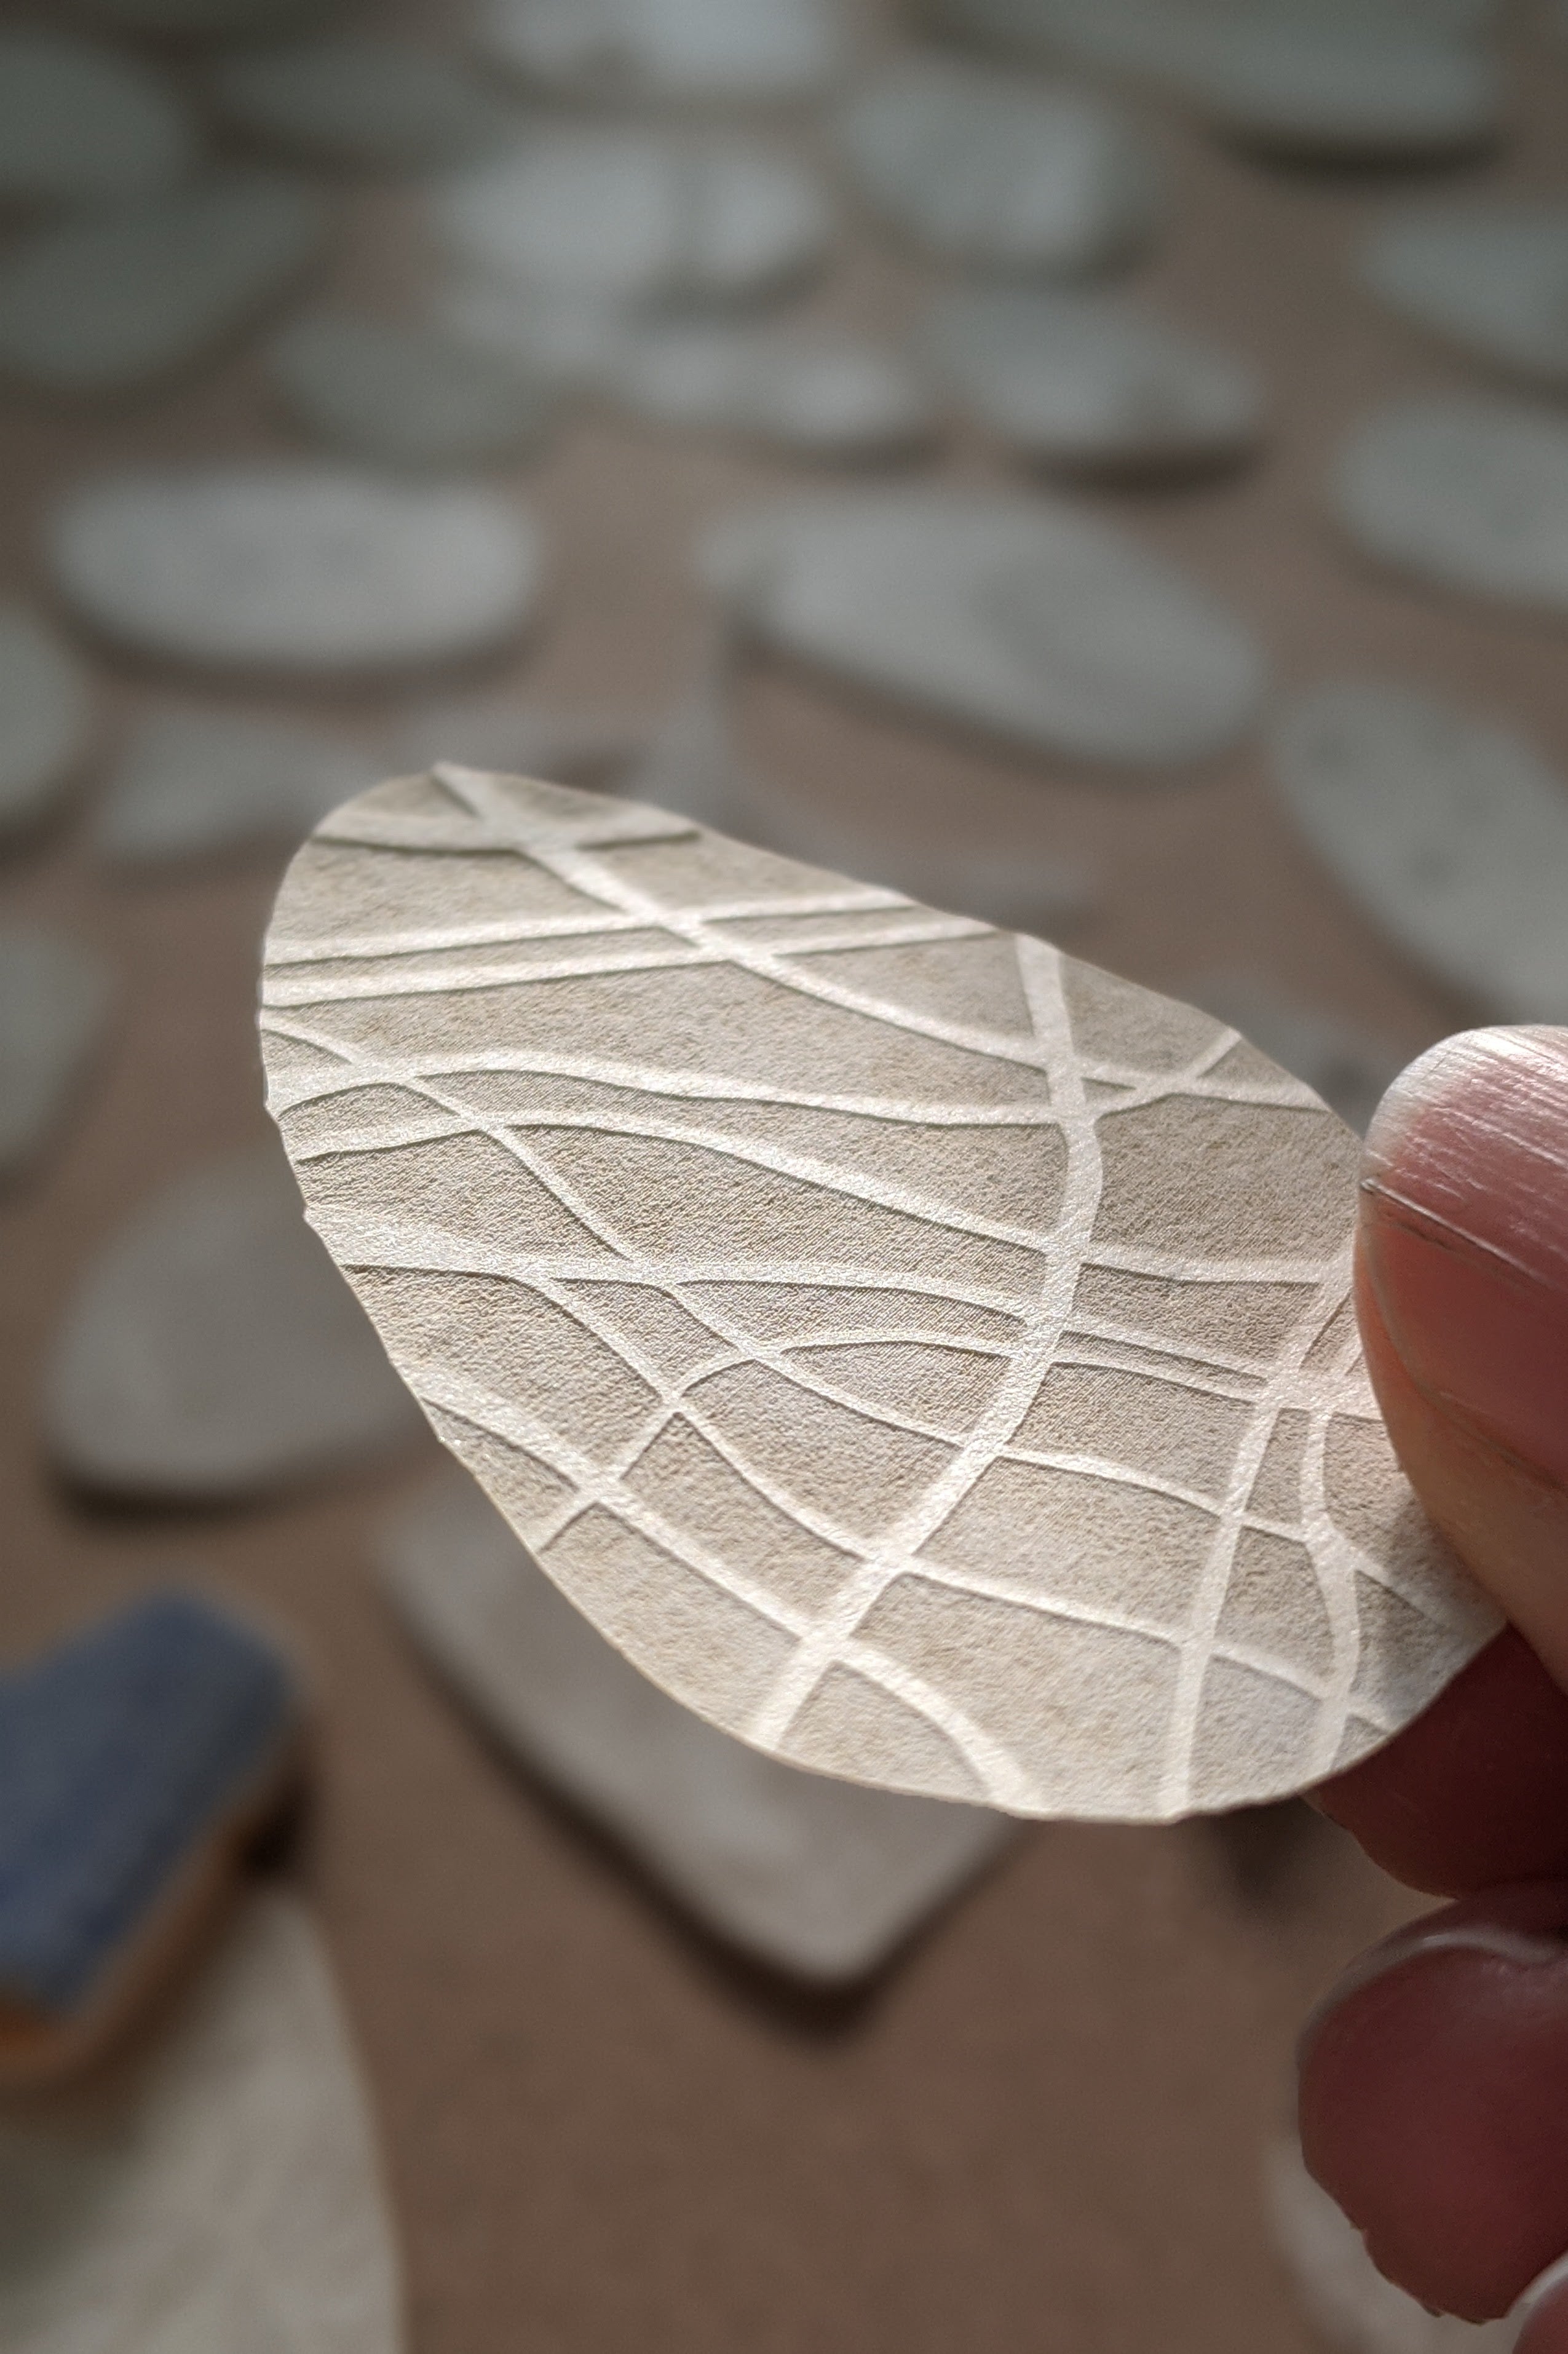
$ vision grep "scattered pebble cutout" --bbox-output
[1158,18,1501,162]
[924,286,1262,476]
[0,927,113,1183]
[0,1891,404,2354]
[94,708,384,868]
[1190,972,1404,1138]
[381,1468,1010,1981]
[433,131,833,306]
[1362,201,1568,393]
[44,1141,426,1501]
[267,312,556,473]
[607,318,936,459]
[0,31,199,208]
[836,55,1158,277]
[918,0,1502,160]
[0,608,95,841]
[1333,395,1568,616]
[49,466,542,675]
[0,174,327,403]
[1266,2136,1517,2354]
[210,35,521,173]
[260,769,1494,1822]
[480,0,845,104]
[1273,681,1568,1026]
[698,488,1267,766]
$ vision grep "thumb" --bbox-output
[1355,1024,1568,1689]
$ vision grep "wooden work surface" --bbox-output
[1,2,1563,2345]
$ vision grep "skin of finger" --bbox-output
[1313,1623,1568,1895]
[1355,1251,1568,1697]
[1298,1885,1568,2321]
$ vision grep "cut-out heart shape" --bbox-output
[261,770,1496,1823]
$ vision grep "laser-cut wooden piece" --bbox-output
[0,1891,403,2354]
[260,771,1495,1822]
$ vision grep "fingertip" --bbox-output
[1299,1889,1568,2320]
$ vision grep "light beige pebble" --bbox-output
[1362,201,1568,392]
[480,0,845,103]
[0,31,199,207]
[433,131,833,307]
[606,317,937,458]
[94,708,384,868]
[0,928,113,1182]
[210,34,520,172]
[49,466,542,676]
[268,312,556,472]
[698,489,1267,767]
[260,770,1495,1823]
[924,285,1262,475]
[1332,395,1568,615]
[1272,680,1568,1026]
[836,54,1158,276]
[0,1892,404,2354]
[381,1468,1012,1981]
[44,1141,427,1501]
[0,173,327,402]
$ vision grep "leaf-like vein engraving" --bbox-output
[261,772,1500,1820]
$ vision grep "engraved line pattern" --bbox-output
[261,771,1497,1820]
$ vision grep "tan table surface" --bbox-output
[2,3,1564,2345]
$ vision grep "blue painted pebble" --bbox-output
[0,1592,303,2082]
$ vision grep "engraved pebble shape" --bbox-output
[1156,18,1500,162]
[836,55,1158,277]
[0,174,327,402]
[433,132,833,306]
[916,1,1502,157]
[94,708,384,867]
[210,35,521,173]
[267,312,556,473]
[697,489,1267,767]
[608,319,936,458]
[0,1890,404,2354]
[924,285,1262,475]
[1333,396,1568,616]
[481,0,845,103]
[0,32,199,208]
[44,1141,426,1500]
[381,1467,1010,1980]
[49,466,542,676]
[1272,681,1568,1026]
[260,769,1495,1821]
[1265,2136,1518,2353]
[1362,202,1568,393]
[0,928,113,1181]
[0,609,94,839]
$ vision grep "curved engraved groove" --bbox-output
[261,767,1499,1820]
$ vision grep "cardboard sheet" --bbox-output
[261,771,1496,1822]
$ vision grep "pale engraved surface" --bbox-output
[0,1892,403,2354]
[261,767,1497,1821]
